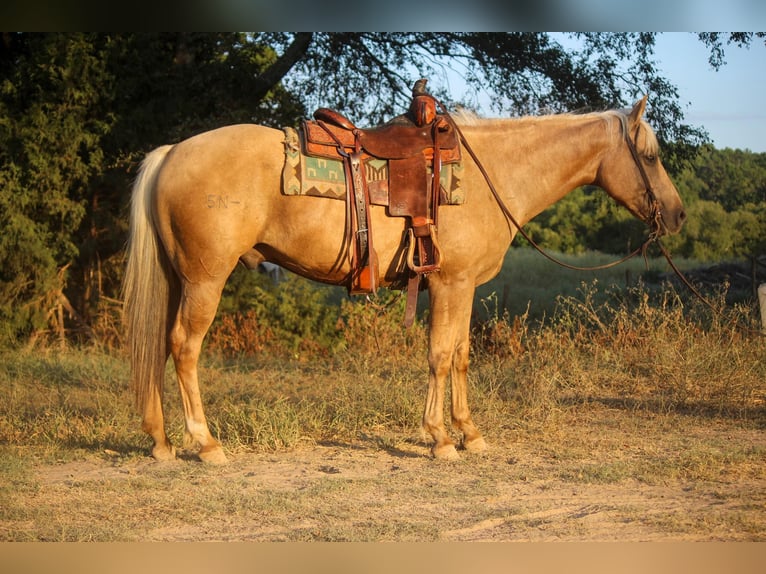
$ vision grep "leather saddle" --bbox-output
[299,80,461,318]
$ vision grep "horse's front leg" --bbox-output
[423,278,484,459]
[450,324,488,454]
[423,342,457,460]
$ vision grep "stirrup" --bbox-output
[406,225,442,274]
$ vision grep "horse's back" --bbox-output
[166,123,284,170]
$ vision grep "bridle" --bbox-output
[616,123,723,311]
[622,117,665,242]
[440,103,763,334]
[621,129,762,335]
[443,105,663,272]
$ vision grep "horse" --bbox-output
[123,96,686,464]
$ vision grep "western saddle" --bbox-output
[300,79,461,324]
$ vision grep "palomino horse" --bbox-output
[123,96,685,463]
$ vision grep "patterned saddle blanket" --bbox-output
[281,126,465,207]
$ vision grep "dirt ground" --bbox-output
[26,430,766,542]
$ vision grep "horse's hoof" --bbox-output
[152,443,177,462]
[432,443,460,461]
[199,445,228,465]
[463,436,488,453]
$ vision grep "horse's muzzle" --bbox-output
[663,207,687,235]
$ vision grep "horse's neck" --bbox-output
[464,115,612,225]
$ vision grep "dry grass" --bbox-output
[0,258,764,541]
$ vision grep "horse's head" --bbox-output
[596,96,686,236]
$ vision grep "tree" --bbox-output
[0,33,112,341]
[660,145,766,259]
[0,33,304,344]
[1,32,763,344]
[684,146,766,210]
[268,33,711,146]
[72,34,305,332]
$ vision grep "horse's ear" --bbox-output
[628,95,648,128]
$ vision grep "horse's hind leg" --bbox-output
[169,278,229,464]
[142,374,176,461]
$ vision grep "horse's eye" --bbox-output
[645,154,657,163]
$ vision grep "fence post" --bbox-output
[759,283,766,333]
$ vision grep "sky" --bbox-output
[653,33,766,153]
[470,33,766,154]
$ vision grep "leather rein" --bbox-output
[444,105,663,271]
[348,97,758,336]
[438,102,747,323]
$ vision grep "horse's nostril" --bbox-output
[678,209,687,225]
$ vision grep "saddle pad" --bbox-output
[282,127,466,205]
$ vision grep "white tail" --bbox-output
[122,145,174,411]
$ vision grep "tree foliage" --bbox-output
[0,33,303,343]
[0,32,763,345]
[662,146,766,259]
[0,34,112,340]
[272,32,712,158]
